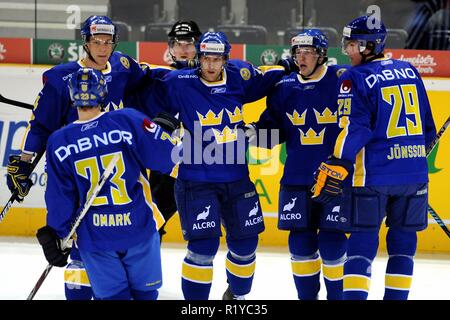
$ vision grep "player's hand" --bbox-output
[36,226,70,267]
[277,57,299,75]
[172,59,199,69]
[311,156,352,203]
[6,155,34,202]
[153,111,181,134]
[242,123,257,144]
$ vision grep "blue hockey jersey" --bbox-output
[333,57,436,186]
[147,60,285,182]
[45,109,177,252]
[22,52,171,155]
[258,65,348,185]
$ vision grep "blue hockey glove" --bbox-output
[311,156,353,203]
[6,155,34,202]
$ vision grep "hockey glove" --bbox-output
[311,156,353,203]
[6,155,34,202]
[36,225,70,267]
[277,57,299,75]
[172,59,199,70]
[153,111,181,134]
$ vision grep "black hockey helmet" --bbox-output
[168,20,202,42]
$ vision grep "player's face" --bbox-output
[199,55,226,82]
[294,47,320,77]
[85,34,114,67]
[342,39,362,66]
[170,38,197,61]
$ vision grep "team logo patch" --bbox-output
[143,118,157,133]
[340,79,352,93]
[240,68,251,80]
[120,56,130,69]
[336,68,347,78]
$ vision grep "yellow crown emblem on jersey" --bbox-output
[286,109,307,126]
[226,107,243,123]
[104,100,124,112]
[314,108,337,124]
[299,128,326,145]
[197,109,223,126]
[212,126,238,144]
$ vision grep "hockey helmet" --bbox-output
[196,32,231,58]
[342,15,387,55]
[68,68,108,108]
[81,15,118,43]
[291,29,329,57]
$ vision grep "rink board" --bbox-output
[0,65,448,253]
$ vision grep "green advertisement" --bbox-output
[33,39,137,65]
[245,45,350,66]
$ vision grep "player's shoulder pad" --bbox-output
[42,62,79,86]
[327,64,350,78]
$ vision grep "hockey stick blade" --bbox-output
[0,94,34,110]
[0,151,45,222]
[27,153,120,300]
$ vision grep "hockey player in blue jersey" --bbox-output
[147,31,285,300]
[36,68,179,300]
[149,20,203,243]
[246,29,348,300]
[6,15,171,300]
[311,16,436,300]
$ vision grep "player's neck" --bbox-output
[77,106,102,121]
[82,57,107,71]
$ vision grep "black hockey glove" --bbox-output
[6,155,34,202]
[311,156,353,203]
[277,57,299,75]
[172,59,199,70]
[36,226,70,267]
[153,111,181,134]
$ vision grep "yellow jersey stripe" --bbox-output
[225,257,256,278]
[291,257,321,277]
[385,274,412,290]
[138,173,165,230]
[333,116,350,158]
[182,262,213,284]
[353,147,366,187]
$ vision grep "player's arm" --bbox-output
[6,74,67,199]
[240,61,285,103]
[129,109,180,175]
[37,137,76,267]
[247,92,286,147]
[312,71,373,203]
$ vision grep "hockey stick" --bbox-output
[0,151,45,222]
[426,115,450,155]
[426,115,450,239]
[27,153,120,300]
[0,94,34,110]
[428,206,450,238]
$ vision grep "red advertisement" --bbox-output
[0,38,31,64]
[138,41,245,66]
[385,49,450,77]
